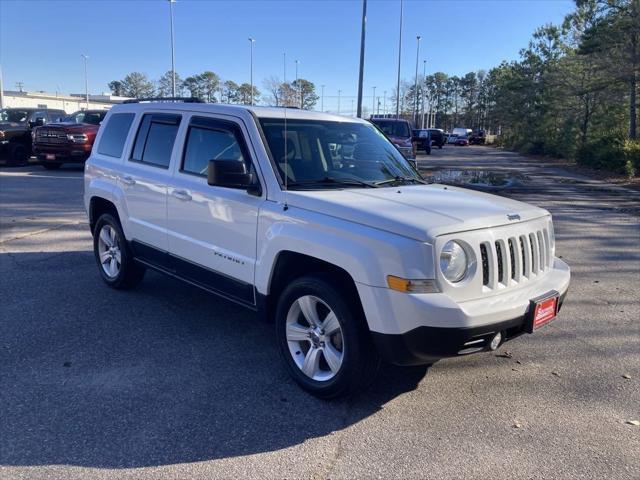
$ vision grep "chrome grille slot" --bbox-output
[537,231,546,271]
[519,235,530,278]
[529,233,538,274]
[508,238,517,280]
[480,243,489,286]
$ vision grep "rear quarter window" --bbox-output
[97,113,135,158]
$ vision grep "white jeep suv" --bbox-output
[84,99,570,398]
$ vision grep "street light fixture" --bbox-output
[248,37,255,105]
[168,0,177,98]
[81,54,89,109]
[414,35,421,127]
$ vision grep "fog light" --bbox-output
[489,332,502,351]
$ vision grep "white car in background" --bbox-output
[84,99,570,398]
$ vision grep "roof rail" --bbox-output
[122,97,205,104]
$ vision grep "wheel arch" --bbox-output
[264,251,365,324]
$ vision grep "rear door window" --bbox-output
[97,113,135,158]
[130,113,181,169]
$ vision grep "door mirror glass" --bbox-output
[207,160,252,188]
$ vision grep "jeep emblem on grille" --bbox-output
[507,214,521,221]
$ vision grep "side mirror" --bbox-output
[207,160,260,195]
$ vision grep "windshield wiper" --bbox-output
[287,177,379,189]
[374,176,428,186]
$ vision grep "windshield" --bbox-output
[66,111,106,125]
[371,120,411,138]
[259,118,421,188]
[0,109,30,123]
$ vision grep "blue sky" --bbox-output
[1,0,574,111]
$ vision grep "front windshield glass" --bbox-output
[372,120,411,138]
[68,111,106,125]
[259,118,421,188]
[0,109,30,123]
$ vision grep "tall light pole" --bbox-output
[372,86,376,118]
[413,35,421,127]
[248,37,255,105]
[0,65,4,109]
[383,90,387,116]
[168,0,177,97]
[337,89,341,115]
[294,59,300,108]
[395,0,403,119]
[421,59,426,128]
[81,54,89,109]
[356,0,367,118]
[321,84,325,111]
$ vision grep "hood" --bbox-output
[286,184,548,242]
[39,122,99,132]
[387,135,411,145]
[0,122,27,132]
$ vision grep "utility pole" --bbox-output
[295,60,300,108]
[413,36,421,127]
[16,81,24,92]
[81,54,89,109]
[372,86,376,119]
[0,66,4,109]
[421,59,426,129]
[356,0,367,118]
[383,90,387,116]
[248,37,255,105]
[168,0,177,97]
[395,0,403,119]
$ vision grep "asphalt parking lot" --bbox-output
[1,146,639,480]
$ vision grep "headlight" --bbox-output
[0,131,5,139]
[440,240,468,283]
[67,133,88,143]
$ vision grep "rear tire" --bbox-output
[93,213,145,289]
[275,274,380,399]
[8,144,29,166]
[42,162,62,170]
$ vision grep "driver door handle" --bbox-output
[121,175,136,186]
[171,189,192,202]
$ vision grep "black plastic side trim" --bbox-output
[130,240,255,307]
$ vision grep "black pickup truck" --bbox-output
[0,107,66,165]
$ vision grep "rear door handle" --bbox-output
[121,175,136,186]
[171,189,192,201]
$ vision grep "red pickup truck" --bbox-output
[33,109,108,170]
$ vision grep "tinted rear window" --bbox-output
[372,120,411,138]
[97,113,135,158]
[130,113,181,169]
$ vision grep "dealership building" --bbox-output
[0,90,129,113]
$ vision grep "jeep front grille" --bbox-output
[479,226,552,290]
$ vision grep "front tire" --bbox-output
[8,144,29,166]
[275,274,380,399]
[93,214,145,289]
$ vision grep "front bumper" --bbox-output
[371,290,567,365]
[357,258,570,365]
[34,143,91,163]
